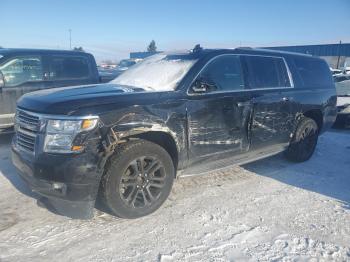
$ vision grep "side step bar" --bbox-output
[178,144,287,177]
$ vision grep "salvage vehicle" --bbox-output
[11,47,337,219]
[0,49,100,132]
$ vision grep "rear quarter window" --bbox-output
[293,57,333,88]
[243,56,291,89]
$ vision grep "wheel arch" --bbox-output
[128,131,179,172]
[303,109,323,131]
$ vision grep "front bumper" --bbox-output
[11,140,103,219]
[0,113,15,129]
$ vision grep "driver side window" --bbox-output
[0,56,43,87]
[199,55,245,92]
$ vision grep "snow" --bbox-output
[337,96,350,107]
[336,79,350,96]
[112,54,197,91]
[0,130,350,261]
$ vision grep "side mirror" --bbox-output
[0,71,4,90]
[192,81,208,93]
[192,77,217,93]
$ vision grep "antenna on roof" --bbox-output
[191,44,203,53]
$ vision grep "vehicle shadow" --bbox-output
[242,129,350,210]
[1,129,349,218]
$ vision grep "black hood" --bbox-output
[17,83,163,115]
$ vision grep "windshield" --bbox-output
[112,53,197,91]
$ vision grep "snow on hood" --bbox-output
[112,54,197,91]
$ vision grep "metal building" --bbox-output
[263,43,350,69]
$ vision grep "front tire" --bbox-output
[285,117,319,162]
[100,139,175,218]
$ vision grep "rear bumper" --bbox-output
[335,112,350,127]
[320,105,338,133]
[11,141,103,219]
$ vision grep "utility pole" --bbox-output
[69,29,72,50]
[336,40,342,69]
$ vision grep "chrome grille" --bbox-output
[15,109,40,153]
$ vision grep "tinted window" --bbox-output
[293,57,333,88]
[0,56,43,87]
[50,56,89,80]
[199,55,244,91]
[243,56,291,89]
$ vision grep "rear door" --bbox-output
[0,55,49,127]
[48,55,93,87]
[241,55,298,150]
[187,54,254,162]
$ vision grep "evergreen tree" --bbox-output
[147,40,157,52]
[73,46,85,52]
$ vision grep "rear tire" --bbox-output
[285,117,319,162]
[100,139,174,218]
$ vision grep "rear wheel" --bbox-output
[100,139,174,218]
[285,117,319,162]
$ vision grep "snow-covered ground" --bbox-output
[0,130,350,261]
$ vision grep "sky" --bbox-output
[1,0,349,62]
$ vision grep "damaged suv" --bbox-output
[12,48,337,219]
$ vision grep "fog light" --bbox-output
[52,183,64,190]
[52,182,66,194]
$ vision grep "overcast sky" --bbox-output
[1,0,349,62]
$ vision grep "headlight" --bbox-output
[44,118,98,153]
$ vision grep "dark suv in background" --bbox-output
[11,47,337,219]
[0,49,100,131]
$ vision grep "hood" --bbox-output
[17,83,162,115]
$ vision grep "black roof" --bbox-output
[0,48,93,57]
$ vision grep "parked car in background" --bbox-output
[99,59,141,83]
[12,48,337,219]
[0,49,100,131]
[334,73,350,127]
[330,67,342,76]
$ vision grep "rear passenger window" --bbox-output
[50,56,89,80]
[293,57,333,88]
[243,56,291,89]
[199,55,245,92]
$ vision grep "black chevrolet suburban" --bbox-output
[11,48,337,219]
[0,49,100,131]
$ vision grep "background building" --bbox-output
[264,43,350,69]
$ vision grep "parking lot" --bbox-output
[0,129,350,261]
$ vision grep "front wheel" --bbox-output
[285,117,319,162]
[100,139,175,218]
